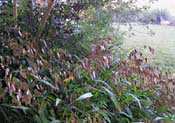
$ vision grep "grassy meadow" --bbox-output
[114,23,175,71]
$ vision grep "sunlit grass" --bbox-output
[115,23,175,71]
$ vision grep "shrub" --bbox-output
[0,32,174,122]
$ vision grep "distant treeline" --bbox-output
[112,9,175,25]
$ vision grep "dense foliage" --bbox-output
[0,0,174,122]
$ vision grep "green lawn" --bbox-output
[114,23,175,71]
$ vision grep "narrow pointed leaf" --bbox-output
[128,93,142,109]
[55,98,61,107]
[103,87,121,112]
[76,93,93,101]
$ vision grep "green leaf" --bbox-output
[1,104,30,114]
[128,93,142,109]
[32,74,58,90]
[39,79,58,90]
[55,98,61,107]
[50,117,61,123]
[103,87,121,112]
[40,99,48,123]
[76,93,93,101]
[123,97,133,103]
[40,111,48,123]
[154,117,164,121]
[10,106,30,110]
[0,107,10,123]
[103,72,112,81]
[99,111,111,123]
[158,105,168,113]
[95,80,112,89]
[33,115,42,123]
[119,112,133,120]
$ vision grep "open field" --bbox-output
[114,23,175,71]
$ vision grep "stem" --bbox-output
[36,0,55,41]
[13,0,17,22]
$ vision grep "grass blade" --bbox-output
[103,87,121,112]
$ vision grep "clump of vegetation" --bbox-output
[0,0,174,122]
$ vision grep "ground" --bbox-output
[114,23,175,71]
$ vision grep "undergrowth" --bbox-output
[0,0,174,123]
